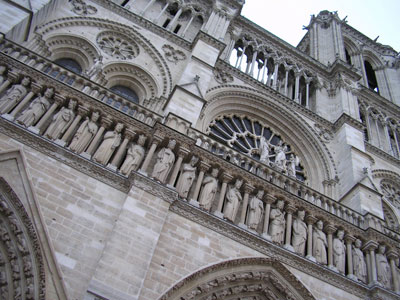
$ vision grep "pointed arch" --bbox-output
[159,257,316,300]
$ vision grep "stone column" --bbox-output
[237,46,247,71]
[294,72,301,102]
[363,241,379,286]
[166,8,183,31]
[108,128,136,171]
[262,57,268,84]
[139,134,163,175]
[272,63,279,90]
[325,224,336,269]
[305,78,312,108]
[6,83,42,120]
[284,204,296,251]
[238,183,255,229]
[387,250,400,293]
[345,235,357,280]
[262,194,275,241]
[214,173,233,218]
[83,117,113,158]
[249,50,258,76]
[59,105,89,146]
[284,69,289,96]
[140,0,156,16]
[154,2,169,22]
[383,122,393,154]
[0,79,11,94]
[181,14,195,38]
[391,126,400,157]
[168,147,190,187]
[305,214,317,262]
[29,94,64,134]
[189,161,210,206]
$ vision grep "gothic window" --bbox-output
[364,60,379,93]
[381,180,400,211]
[110,85,139,103]
[208,114,306,181]
[382,201,400,232]
[345,48,352,65]
[96,32,139,60]
[54,58,82,74]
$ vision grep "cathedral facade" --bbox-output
[0,0,400,299]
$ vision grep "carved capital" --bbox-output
[124,128,136,140]
[344,234,356,244]
[264,194,276,204]
[54,94,66,106]
[221,173,233,183]
[77,105,90,116]
[305,214,317,225]
[152,134,164,144]
[362,240,379,252]
[285,204,297,214]
[100,116,113,128]
[177,147,190,158]
[198,161,211,173]
[243,183,255,194]
[31,82,42,94]
[324,224,337,234]
[386,250,399,261]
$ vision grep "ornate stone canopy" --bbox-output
[159,258,316,300]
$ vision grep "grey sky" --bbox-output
[241,0,400,52]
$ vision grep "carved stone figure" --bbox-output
[0,77,30,114]
[0,65,6,85]
[292,210,307,256]
[120,135,146,176]
[313,220,327,264]
[259,136,270,164]
[333,230,346,273]
[86,56,103,78]
[352,239,367,283]
[176,156,198,199]
[376,245,391,288]
[93,123,124,165]
[223,179,243,222]
[287,154,300,178]
[198,168,219,211]
[274,141,287,171]
[44,99,76,140]
[247,190,264,230]
[16,87,53,127]
[69,111,99,154]
[151,139,176,183]
[269,200,286,244]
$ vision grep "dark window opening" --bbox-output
[364,60,379,93]
[162,19,170,28]
[54,58,82,75]
[110,85,139,103]
[345,48,352,65]
[121,0,129,6]
[173,24,181,34]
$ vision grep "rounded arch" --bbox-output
[34,16,172,97]
[159,257,316,300]
[102,62,159,104]
[44,34,100,71]
[199,86,338,192]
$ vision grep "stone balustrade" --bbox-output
[0,41,400,295]
[0,38,162,127]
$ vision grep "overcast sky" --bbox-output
[241,0,400,52]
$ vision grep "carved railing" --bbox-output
[0,42,400,295]
[0,36,163,126]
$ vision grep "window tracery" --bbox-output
[381,179,400,211]
[96,32,139,60]
[110,85,139,103]
[207,114,306,181]
[54,58,83,75]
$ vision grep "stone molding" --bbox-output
[366,142,400,167]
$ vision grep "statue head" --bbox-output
[256,190,264,199]
[168,139,176,149]
[337,229,344,240]
[44,87,55,98]
[68,99,77,109]
[355,239,362,248]
[378,245,386,254]
[0,65,6,74]
[91,111,100,122]
[115,123,124,132]
[234,179,243,188]
[276,200,284,209]
[316,220,324,230]
[190,156,198,166]
[211,168,219,177]
[297,210,305,220]
[138,134,147,146]
[21,77,30,86]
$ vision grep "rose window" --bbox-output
[381,180,400,210]
[96,31,139,60]
[207,114,305,181]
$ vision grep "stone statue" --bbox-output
[16,87,53,127]
[86,56,103,78]
[151,139,176,183]
[223,179,243,222]
[247,190,264,230]
[259,136,270,164]
[269,200,286,244]
[376,245,391,288]
[176,156,198,199]
[274,141,287,171]
[313,220,327,264]
[287,154,300,178]
[292,210,307,256]
[0,77,30,114]
[333,230,346,274]
[93,123,124,165]
[69,111,99,154]
[120,135,147,176]
[198,168,219,211]
[0,65,6,85]
[44,99,76,140]
[352,239,367,283]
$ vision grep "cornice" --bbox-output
[332,113,365,133]
[359,87,400,120]
[365,142,400,167]
[169,199,400,300]
[193,30,226,52]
